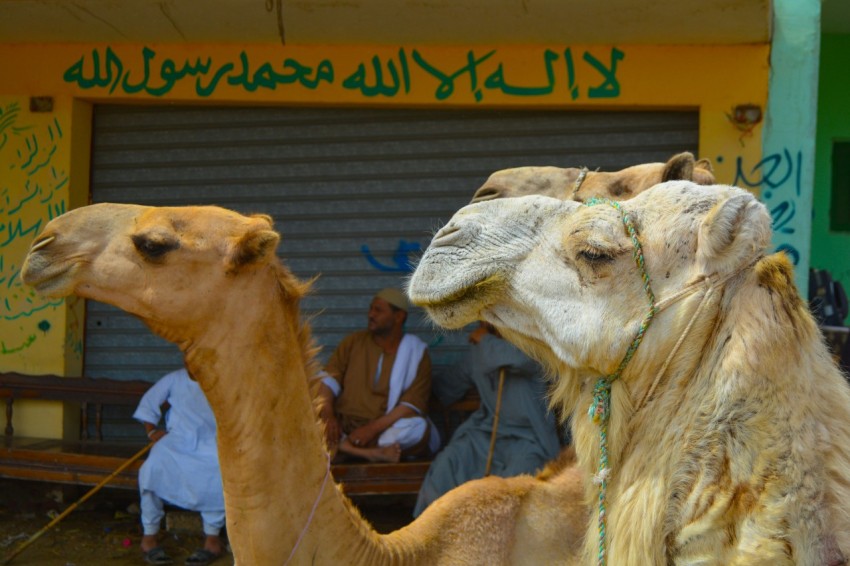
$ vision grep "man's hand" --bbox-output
[144,423,166,443]
[347,422,380,448]
[148,429,167,442]
[468,324,490,344]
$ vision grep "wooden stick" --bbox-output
[2,441,153,565]
[484,367,507,477]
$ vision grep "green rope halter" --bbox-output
[583,198,658,566]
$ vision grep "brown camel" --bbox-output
[21,204,586,565]
[470,151,715,203]
[410,181,850,564]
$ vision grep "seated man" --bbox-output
[317,288,438,462]
[135,367,225,566]
[413,322,563,517]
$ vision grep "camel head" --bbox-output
[409,181,770,375]
[470,152,715,204]
[21,203,283,342]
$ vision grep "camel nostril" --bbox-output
[471,187,501,203]
[30,235,56,252]
[431,221,480,248]
[434,225,460,240]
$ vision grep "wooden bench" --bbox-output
[0,372,478,496]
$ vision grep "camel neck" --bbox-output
[180,267,384,564]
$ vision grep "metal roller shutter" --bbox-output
[86,105,699,384]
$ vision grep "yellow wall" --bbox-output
[0,42,769,438]
[0,94,89,438]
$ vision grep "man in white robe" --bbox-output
[134,368,225,565]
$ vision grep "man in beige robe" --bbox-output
[318,288,435,462]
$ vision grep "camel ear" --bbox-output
[694,158,714,173]
[697,191,771,274]
[692,158,716,185]
[226,228,280,273]
[250,213,275,227]
[661,152,695,182]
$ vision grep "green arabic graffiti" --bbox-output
[1,334,36,354]
[0,101,69,330]
[584,48,625,98]
[62,46,625,102]
[342,49,411,97]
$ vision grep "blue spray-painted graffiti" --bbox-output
[734,148,804,265]
[361,239,448,352]
[63,46,626,103]
[361,240,423,273]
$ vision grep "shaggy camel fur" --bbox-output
[410,182,850,565]
[21,204,586,565]
[470,151,715,204]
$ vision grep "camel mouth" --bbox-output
[411,212,512,328]
[409,273,505,329]
[410,274,497,307]
[21,255,76,298]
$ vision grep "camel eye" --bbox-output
[132,234,179,260]
[578,248,614,264]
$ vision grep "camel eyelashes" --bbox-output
[132,234,180,260]
[578,248,614,263]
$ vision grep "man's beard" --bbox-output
[369,321,392,337]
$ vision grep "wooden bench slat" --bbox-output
[0,373,151,404]
[0,439,143,488]
[0,372,480,496]
[334,461,430,495]
[1,440,431,494]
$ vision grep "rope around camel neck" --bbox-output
[633,258,760,414]
[584,197,657,566]
[284,451,331,566]
[581,198,760,565]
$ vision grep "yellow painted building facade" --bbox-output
[0,42,769,438]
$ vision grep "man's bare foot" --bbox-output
[338,439,402,463]
[366,444,402,463]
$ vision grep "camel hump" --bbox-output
[536,445,577,481]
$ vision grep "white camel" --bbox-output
[410,182,850,564]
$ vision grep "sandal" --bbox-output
[185,548,223,565]
[143,546,173,565]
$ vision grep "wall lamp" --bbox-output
[727,103,763,145]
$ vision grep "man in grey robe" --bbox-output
[414,322,563,517]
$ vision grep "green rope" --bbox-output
[584,198,658,566]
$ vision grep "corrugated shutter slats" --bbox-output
[87,105,698,383]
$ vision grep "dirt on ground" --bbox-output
[0,479,415,566]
